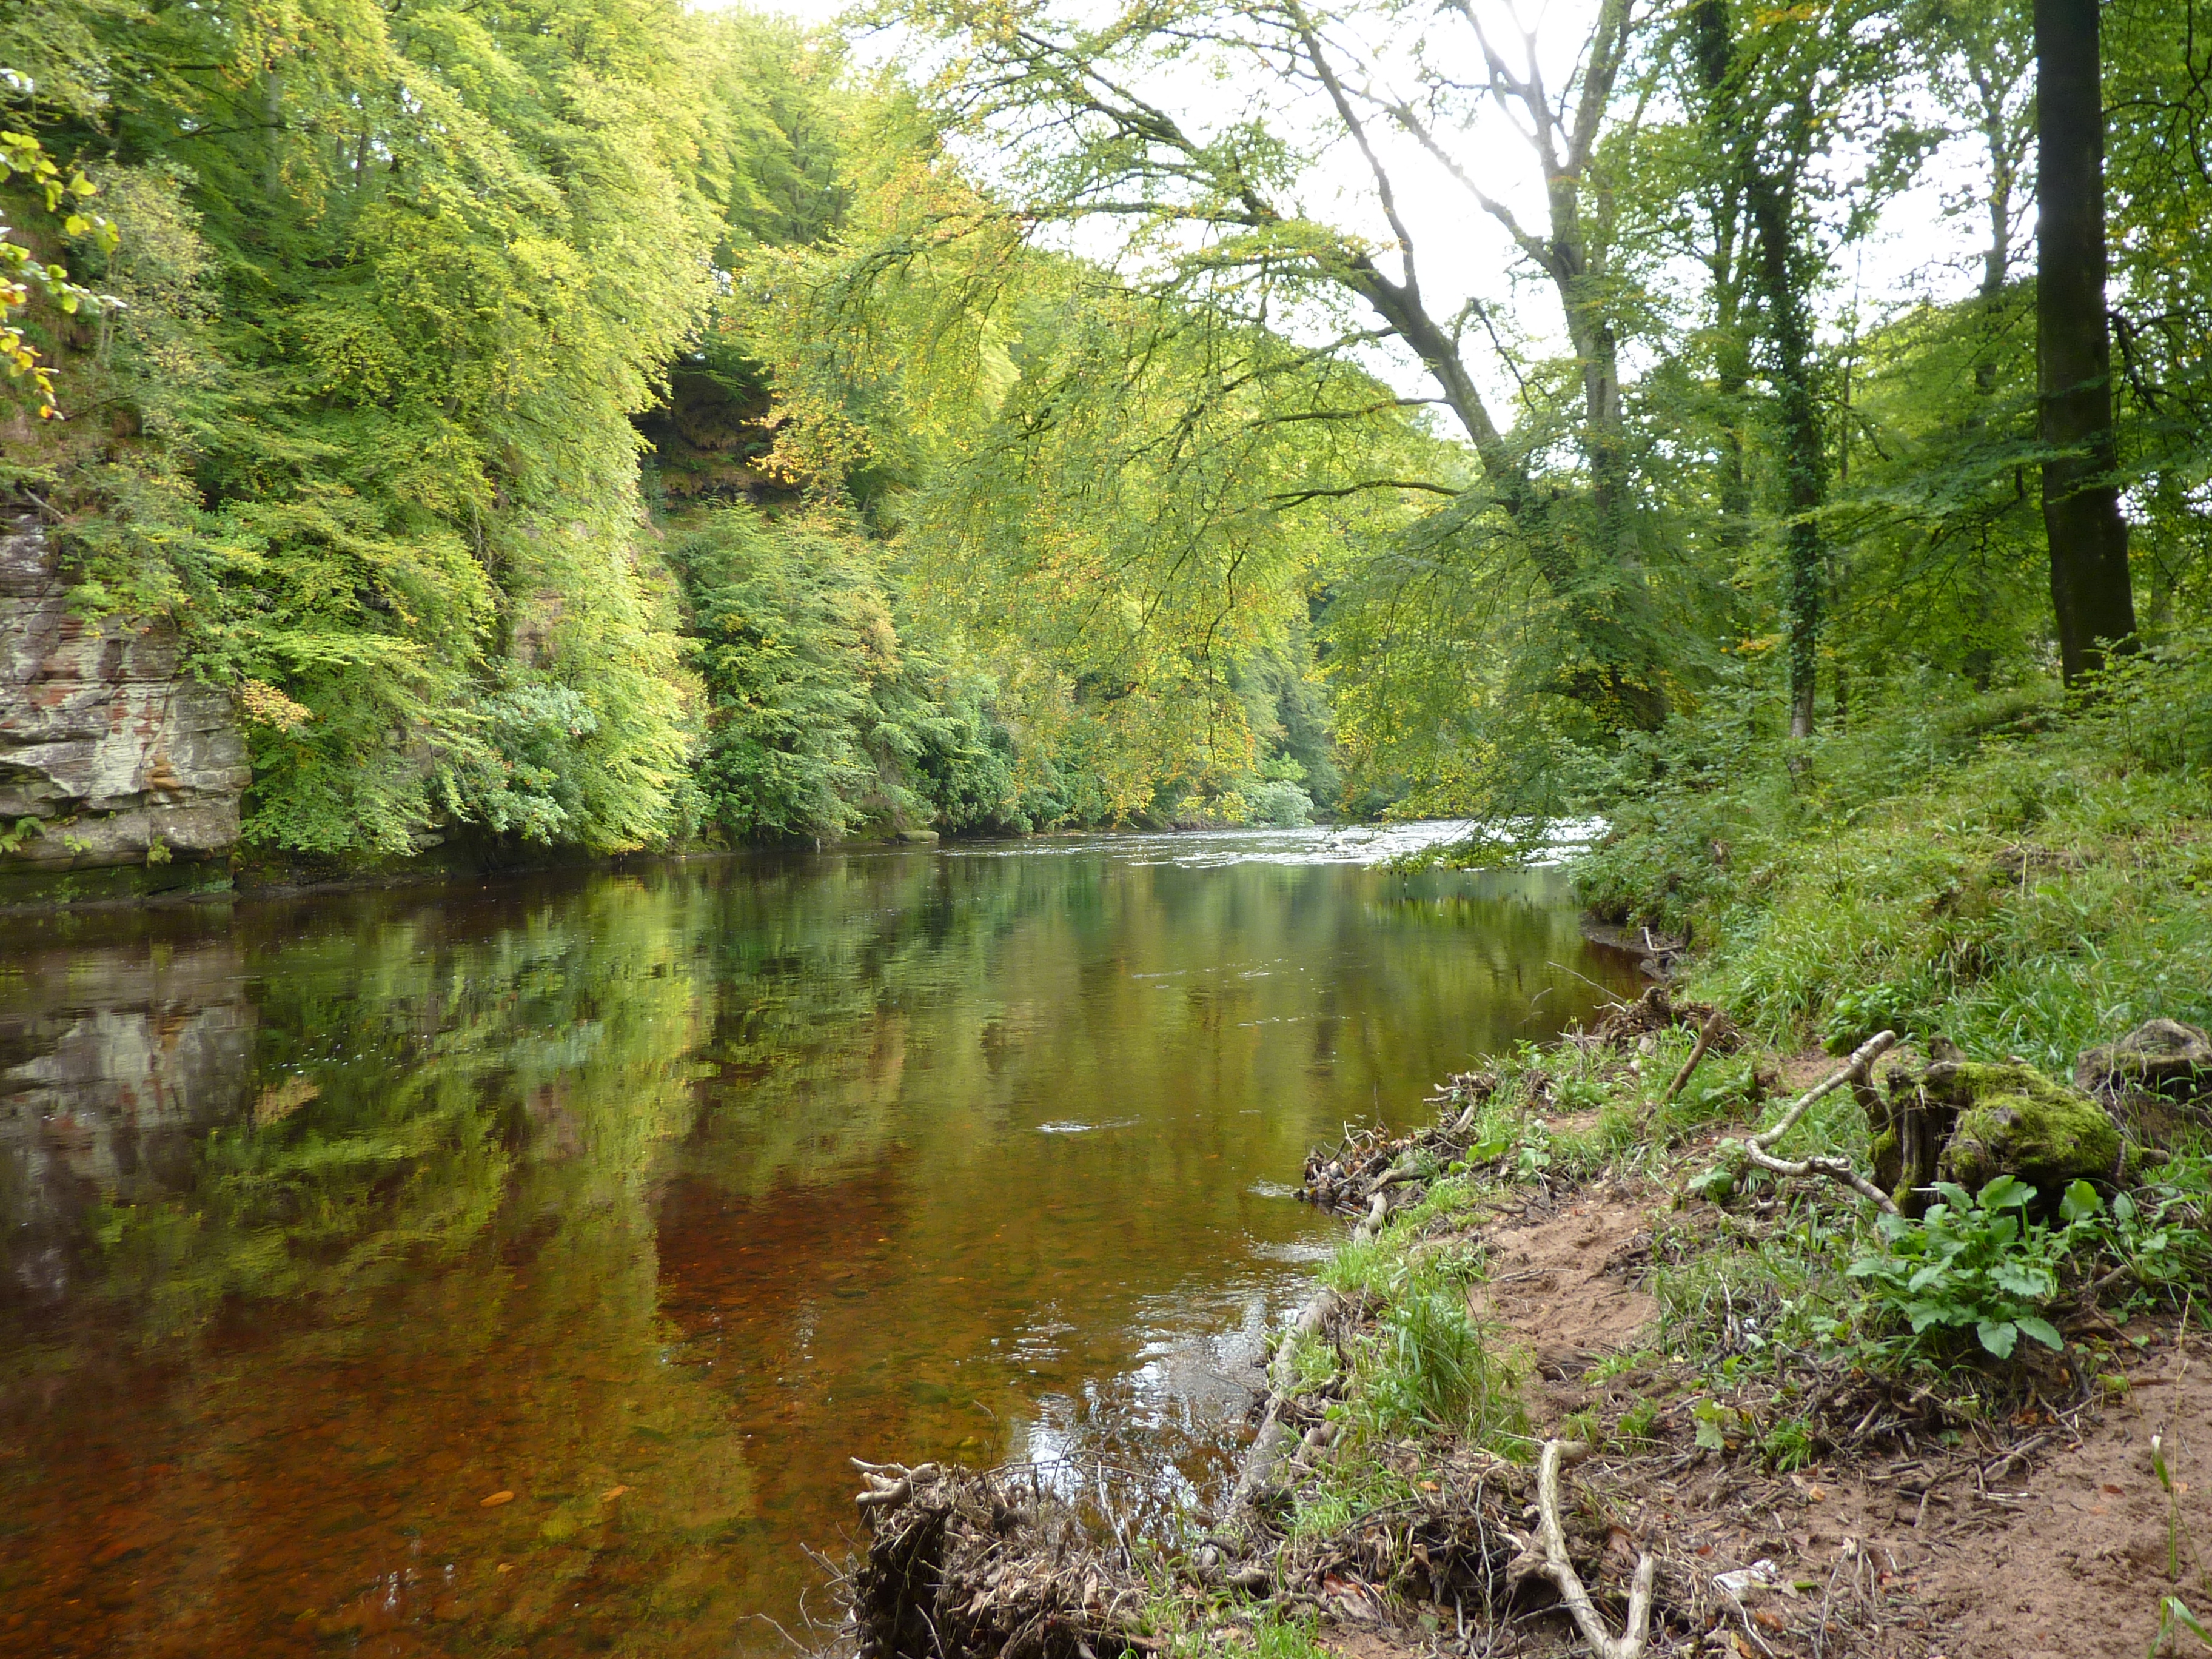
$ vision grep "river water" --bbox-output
[0,827,1637,1658]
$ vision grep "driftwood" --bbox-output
[1508,1439,1654,1659]
[1302,1072,1498,1217]
[1589,985,1741,1053]
[1228,1287,1344,1510]
[1713,1031,1901,1213]
[846,1460,1156,1659]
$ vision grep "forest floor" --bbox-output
[1287,1147,2208,1659]
[843,993,2212,1659]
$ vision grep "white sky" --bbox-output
[701,0,2003,429]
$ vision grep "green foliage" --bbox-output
[1842,1175,2070,1359]
[668,504,1070,840]
[7,0,778,854]
[1832,1157,2208,1368]
[8,0,2210,863]
[0,112,115,412]
[1315,1241,1526,1453]
[2152,1597,2212,1657]
[731,188,1393,823]
[2066,1158,2212,1303]
[1822,982,1921,1053]
[1615,1395,1662,1447]
[1761,1415,1817,1471]
[1355,1280,1519,1441]
[1577,639,2212,1073]
[2148,1427,2212,1657]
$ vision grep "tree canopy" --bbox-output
[4,0,2207,857]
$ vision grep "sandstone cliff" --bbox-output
[0,514,248,884]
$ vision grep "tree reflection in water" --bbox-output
[0,833,1637,1658]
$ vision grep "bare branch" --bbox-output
[1266,477,1464,506]
[1287,0,1424,294]
[1512,1439,1654,1659]
[1376,94,1553,271]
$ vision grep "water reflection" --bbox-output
[0,832,1637,1657]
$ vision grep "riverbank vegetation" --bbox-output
[6,0,2205,870]
[850,997,2211,1656]
[1578,633,2212,1070]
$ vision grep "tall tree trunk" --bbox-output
[2036,0,2135,682]
[1748,171,1825,740]
[263,70,286,199]
[1712,264,1753,560]
[1687,0,1796,718]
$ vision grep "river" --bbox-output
[0,826,1638,1657]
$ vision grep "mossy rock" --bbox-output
[1926,1061,2120,1193]
[2076,1019,2212,1103]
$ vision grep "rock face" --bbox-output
[2075,1019,2212,1101]
[0,514,247,875]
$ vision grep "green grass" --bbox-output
[1253,649,2212,1591]
[1575,642,2212,1072]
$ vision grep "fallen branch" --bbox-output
[1353,1188,1390,1241]
[851,1458,932,1513]
[1227,1288,1344,1510]
[1715,1031,1900,1213]
[1512,1438,1653,1659]
[1663,1010,1727,1104]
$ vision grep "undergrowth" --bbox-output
[1281,1014,2212,1554]
[1189,653,2212,1653]
[1574,639,2212,1072]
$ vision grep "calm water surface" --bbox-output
[0,826,1637,1657]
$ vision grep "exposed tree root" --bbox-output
[1229,1287,1346,1510]
[1714,1030,1900,1212]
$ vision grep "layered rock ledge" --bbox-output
[0,515,247,887]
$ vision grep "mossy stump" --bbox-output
[1871,1057,2120,1215]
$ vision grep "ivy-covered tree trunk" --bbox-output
[1748,172,1826,741]
[2036,0,2136,682]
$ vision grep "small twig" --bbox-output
[1546,960,1633,1008]
[1812,1538,1855,1659]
